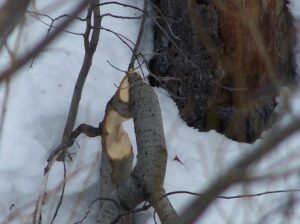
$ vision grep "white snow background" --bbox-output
[0,0,300,223]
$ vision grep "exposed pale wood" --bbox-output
[99,76,133,218]
[101,76,132,160]
[59,0,102,160]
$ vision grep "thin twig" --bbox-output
[101,13,142,20]
[73,198,100,224]
[50,160,67,224]
[107,60,127,73]
[163,189,300,200]
[46,123,102,170]
[101,26,147,77]
[98,1,143,12]
[26,10,86,22]
[27,11,84,36]
[27,10,85,68]
[115,187,300,220]
[100,26,146,77]
[128,0,148,72]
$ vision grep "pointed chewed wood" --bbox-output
[102,76,132,161]
[99,75,133,209]
[104,110,131,160]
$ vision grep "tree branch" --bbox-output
[58,0,101,160]
[33,2,101,222]
[127,0,148,70]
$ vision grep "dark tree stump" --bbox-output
[149,0,295,143]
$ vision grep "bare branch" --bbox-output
[58,0,101,160]
[74,198,100,224]
[164,189,300,200]
[128,0,148,70]
[50,160,66,224]
[101,13,142,20]
[27,10,84,36]
[46,123,102,169]
[33,122,101,223]
[98,1,143,12]
[115,187,300,220]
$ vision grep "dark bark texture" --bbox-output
[149,0,295,142]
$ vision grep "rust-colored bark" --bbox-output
[150,0,295,142]
[207,0,295,141]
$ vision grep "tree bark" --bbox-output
[98,71,177,224]
[149,0,295,143]
[128,71,178,223]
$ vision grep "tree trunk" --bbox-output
[149,0,295,143]
[98,71,177,223]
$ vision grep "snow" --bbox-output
[0,0,300,223]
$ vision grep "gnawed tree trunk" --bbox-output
[99,76,133,214]
[98,70,177,223]
[149,0,295,143]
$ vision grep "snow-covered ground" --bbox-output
[1,1,300,223]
